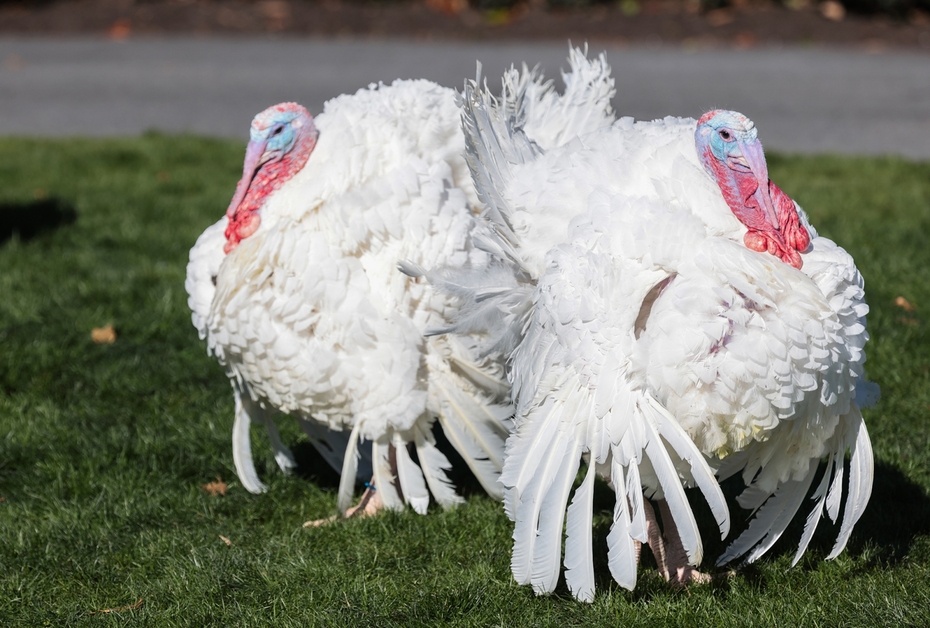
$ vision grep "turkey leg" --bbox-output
[637,497,711,586]
[655,498,712,586]
[304,443,398,527]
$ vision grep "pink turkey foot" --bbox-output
[302,479,384,528]
[639,499,712,587]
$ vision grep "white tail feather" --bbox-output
[641,412,703,566]
[372,438,404,512]
[264,416,297,474]
[717,461,816,566]
[531,433,583,595]
[827,408,873,560]
[645,392,730,540]
[606,458,638,590]
[564,461,598,602]
[231,384,267,495]
[414,426,465,510]
[433,374,509,499]
[393,432,431,515]
[791,457,833,567]
[337,422,363,515]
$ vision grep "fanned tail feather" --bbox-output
[791,456,833,567]
[644,392,730,540]
[372,437,404,511]
[414,426,465,509]
[433,371,511,500]
[337,422,363,515]
[719,405,873,566]
[298,418,373,480]
[393,432,431,515]
[640,411,704,566]
[606,459,638,591]
[509,387,583,587]
[531,431,584,596]
[717,461,817,566]
[461,73,540,270]
[232,383,267,494]
[519,45,616,150]
[827,406,873,560]
[564,461,597,602]
[264,416,297,474]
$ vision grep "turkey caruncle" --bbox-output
[423,78,878,599]
[185,48,618,522]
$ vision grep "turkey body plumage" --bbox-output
[185,49,618,516]
[445,82,876,600]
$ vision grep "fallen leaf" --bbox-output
[895,296,916,312]
[896,316,920,327]
[89,598,143,615]
[33,188,46,200]
[157,171,171,182]
[820,0,845,21]
[91,325,117,344]
[219,534,232,546]
[108,18,132,40]
[202,478,228,496]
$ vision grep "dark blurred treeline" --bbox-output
[0,0,926,20]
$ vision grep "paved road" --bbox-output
[1,38,929,158]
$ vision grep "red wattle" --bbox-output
[706,145,810,269]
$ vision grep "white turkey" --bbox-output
[185,48,618,520]
[432,80,877,600]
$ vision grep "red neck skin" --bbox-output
[223,127,318,254]
[702,144,810,269]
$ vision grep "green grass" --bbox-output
[0,135,928,627]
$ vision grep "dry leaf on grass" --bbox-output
[89,598,143,615]
[219,534,232,546]
[201,478,228,496]
[91,325,117,344]
[895,296,917,312]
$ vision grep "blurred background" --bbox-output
[1,0,929,45]
[0,1,929,154]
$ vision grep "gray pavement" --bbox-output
[1,37,929,159]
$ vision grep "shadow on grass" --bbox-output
[845,460,930,563]
[732,460,930,571]
[289,420,498,499]
[0,198,76,245]
[290,441,342,490]
[580,459,930,600]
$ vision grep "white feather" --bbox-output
[231,383,266,494]
[565,461,598,602]
[393,432,431,515]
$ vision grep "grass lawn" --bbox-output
[0,135,929,627]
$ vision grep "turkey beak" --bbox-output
[739,138,779,231]
[225,139,269,219]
